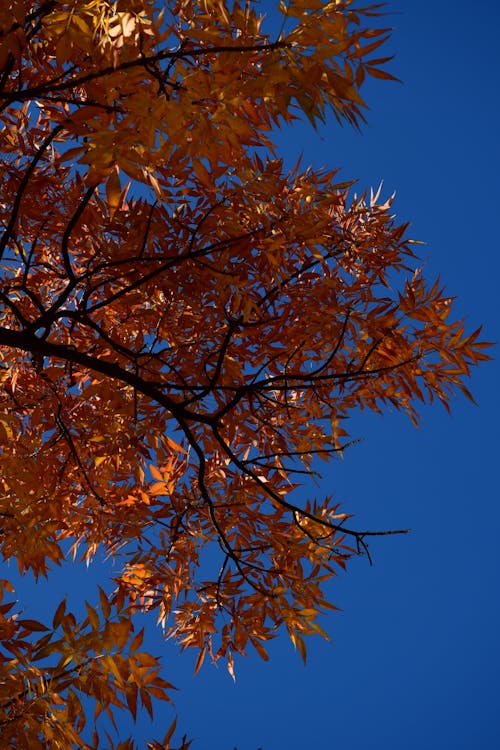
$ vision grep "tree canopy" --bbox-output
[0,1,489,747]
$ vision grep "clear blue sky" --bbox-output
[8,2,499,748]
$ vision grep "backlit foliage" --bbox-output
[0,0,489,746]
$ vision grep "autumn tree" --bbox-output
[0,1,489,747]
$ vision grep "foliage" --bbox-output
[0,0,489,746]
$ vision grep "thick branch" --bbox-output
[0,326,214,426]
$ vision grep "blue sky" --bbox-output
[7,2,499,748]
[153,3,500,747]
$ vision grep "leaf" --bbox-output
[129,628,144,653]
[52,598,66,629]
[99,586,111,621]
[18,618,50,633]
[227,650,235,682]
[289,632,307,664]
[163,715,177,748]
[365,65,401,82]
[149,464,163,481]
[85,601,100,631]
[250,638,270,661]
[165,435,187,454]
[106,167,122,218]
[194,646,206,676]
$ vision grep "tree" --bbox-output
[0,0,489,747]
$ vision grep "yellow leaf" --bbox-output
[150,481,168,494]
[290,631,307,664]
[106,167,122,217]
[165,435,186,454]
[227,650,235,682]
[150,464,163,481]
